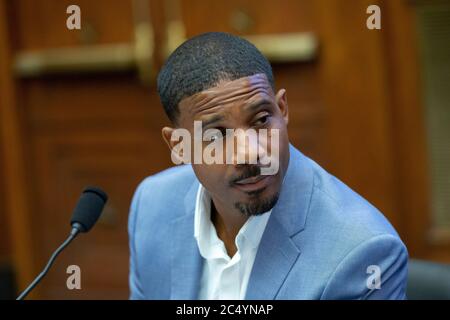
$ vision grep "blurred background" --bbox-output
[0,0,449,299]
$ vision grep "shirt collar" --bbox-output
[194,183,271,258]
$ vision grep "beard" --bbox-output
[234,191,279,217]
[228,164,280,217]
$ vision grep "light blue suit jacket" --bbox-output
[128,145,408,299]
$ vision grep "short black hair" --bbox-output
[157,32,275,123]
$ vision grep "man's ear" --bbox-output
[275,89,289,125]
[162,126,176,151]
[162,126,190,164]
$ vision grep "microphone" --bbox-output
[16,187,108,300]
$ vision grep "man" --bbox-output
[128,32,408,299]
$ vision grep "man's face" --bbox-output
[163,73,290,216]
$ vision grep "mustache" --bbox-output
[229,165,261,186]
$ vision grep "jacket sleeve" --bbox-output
[320,233,408,300]
[128,181,146,300]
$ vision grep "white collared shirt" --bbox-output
[194,183,271,300]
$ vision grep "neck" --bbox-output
[210,196,248,257]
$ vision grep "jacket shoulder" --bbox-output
[131,165,197,224]
[139,164,196,193]
[306,156,399,240]
[283,152,408,298]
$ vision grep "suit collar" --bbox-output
[271,144,314,236]
[245,144,314,299]
[170,180,202,299]
[244,215,301,299]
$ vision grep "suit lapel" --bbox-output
[245,216,301,299]
[170,180,203,299]
[245,145,314,299]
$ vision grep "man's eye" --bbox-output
[210,133,221,141]
[254,115,269,126]
[218,127,228,136]
[209,128,226,141]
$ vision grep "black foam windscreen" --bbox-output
[70,187,108,233]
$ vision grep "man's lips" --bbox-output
[232,175,273,193]
[235,175,266,185]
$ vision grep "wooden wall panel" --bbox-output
[11,0,134,50]
[19,75,171,298]
[0,0,37,296]
[5,0,173,298]
[181,0,317,34]
[383,0,450,262]
[314,0,400,227]
[0,148,11,259]
[30,132,161,298]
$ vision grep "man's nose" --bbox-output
[230,129,266,165]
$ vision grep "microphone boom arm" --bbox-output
[16,227,81,300]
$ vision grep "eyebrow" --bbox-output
[200,99,272,129]
[202,114,225,129]
[244,99,272,113]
